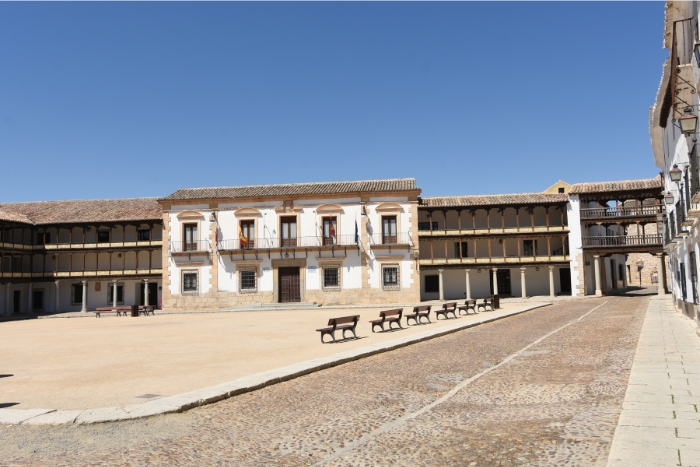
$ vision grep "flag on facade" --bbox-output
[354,221,359,244]
[239,225,247,248]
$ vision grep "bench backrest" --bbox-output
[443,302,457,310]
[328,315,360,326]
[380,308,402,318]
[465,299,476,305]
[413,305,431,312]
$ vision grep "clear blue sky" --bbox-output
[0,2,667,202]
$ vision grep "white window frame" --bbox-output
[182,269,199,295]
[239,267,258,293]
[321,263,341,291]
[382,264,401,291]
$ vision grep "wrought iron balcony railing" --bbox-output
[368,232,414,246]
[217,234,359,251]
[169,240,210,253]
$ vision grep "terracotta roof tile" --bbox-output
[569,176,663,194]
[420,193,568,208]
[161,178,419,201]
[0,198,162,225]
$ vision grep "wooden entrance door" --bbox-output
[279,267,301,303]
[489,269,511,295]
[140,282,159,306]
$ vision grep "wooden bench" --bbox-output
[457,299,477,315]
[405,305,431,325]
[477,297,494,312]
[370,308,403,332]
[435,302,458,320]
[94,306,131,318]
[316,315,360,343]
[140,305,156,316]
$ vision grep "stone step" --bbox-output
[221,302,321,312]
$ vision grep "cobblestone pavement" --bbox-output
[1,296,647,467]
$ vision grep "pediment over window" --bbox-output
[177,211,205,219]
[316,204,344,214]
[274,201,303,213]
[375,203,404,213]
[234,208,262,217]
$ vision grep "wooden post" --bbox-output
[488,238,492,259]
[429,211,434,232]
[518,237,522,257]
[444,239,448,260]
[547,237,551,258]
[502,238,506,257]
[473,238,477,259]
[487,209,491,232]
[546,207,550,230]
[501,209,505,229]
[471,210,476,230]
[457,209,462,232]
[516,207,520,231]
[430,239,434,260]
[530,208,535,228]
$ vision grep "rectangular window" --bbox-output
[240,268,257,292]
[322,265,340,290]
[32,289,44,311]
[71,283,84,306]
[382,216,397,244]
[182,271,198,294]
[418,221,439,231]
[183,224,198,251]
[107,283,124,305]
[97,230,110,243]
[523,240,537,256]
[280,217,297,247]
[425,275,439,293]
[36,232,50,245]
[454,241,468,258]
[322,217,337,245]
[382,265,400,290]
[239,220,255,248]
[137,229,150,241]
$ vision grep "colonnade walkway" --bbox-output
[607,296,700,467]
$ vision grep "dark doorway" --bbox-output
[559,268,572,294]
[32,289,44,312]
[489,269,511,295]
[279,267,301,303]
[13,290,20,314]
[140,282,158,307]
[610,260,617,289]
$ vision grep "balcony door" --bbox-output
[382,216,397,244]
[183,224,198,251]
[322,217,337,245]
[240,220,254,248]
[280,217,297,247]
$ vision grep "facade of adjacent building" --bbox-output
[157,179,421,309]
[650,1,700,326]
[0,198,163,316]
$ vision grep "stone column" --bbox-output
[4,282,10,316]
[548,266,555,297]
[112,279,118,307]
[492,268,499,295]
[593,255,602,297]
[438,268,444,301]
[55,280,60,313]
[520,267,527,298]
[27,283,33,314]
[144,279,149,307]
[657,253,666,295]
[81,280,88,313]
[465,269,471,300]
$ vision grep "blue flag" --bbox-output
[355,220,359,244]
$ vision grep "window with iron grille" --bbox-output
[138,229,150,241]
[240,268,257,292]
[322,265,340,290]
[382,265,400,291]
[71,283,84,305]
[182,271,198,294]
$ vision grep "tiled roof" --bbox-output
[0,198,162,225]
[161,178,419,201]
[569,177,663,194]
[420,193,569,208]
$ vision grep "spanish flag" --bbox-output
[239,225,247,247]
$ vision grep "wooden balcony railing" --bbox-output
[581,235,662,247]
[579,205,662,219]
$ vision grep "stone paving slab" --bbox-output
[0,302,548,426]
[22,410,82,425]
[607,296,700,467]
